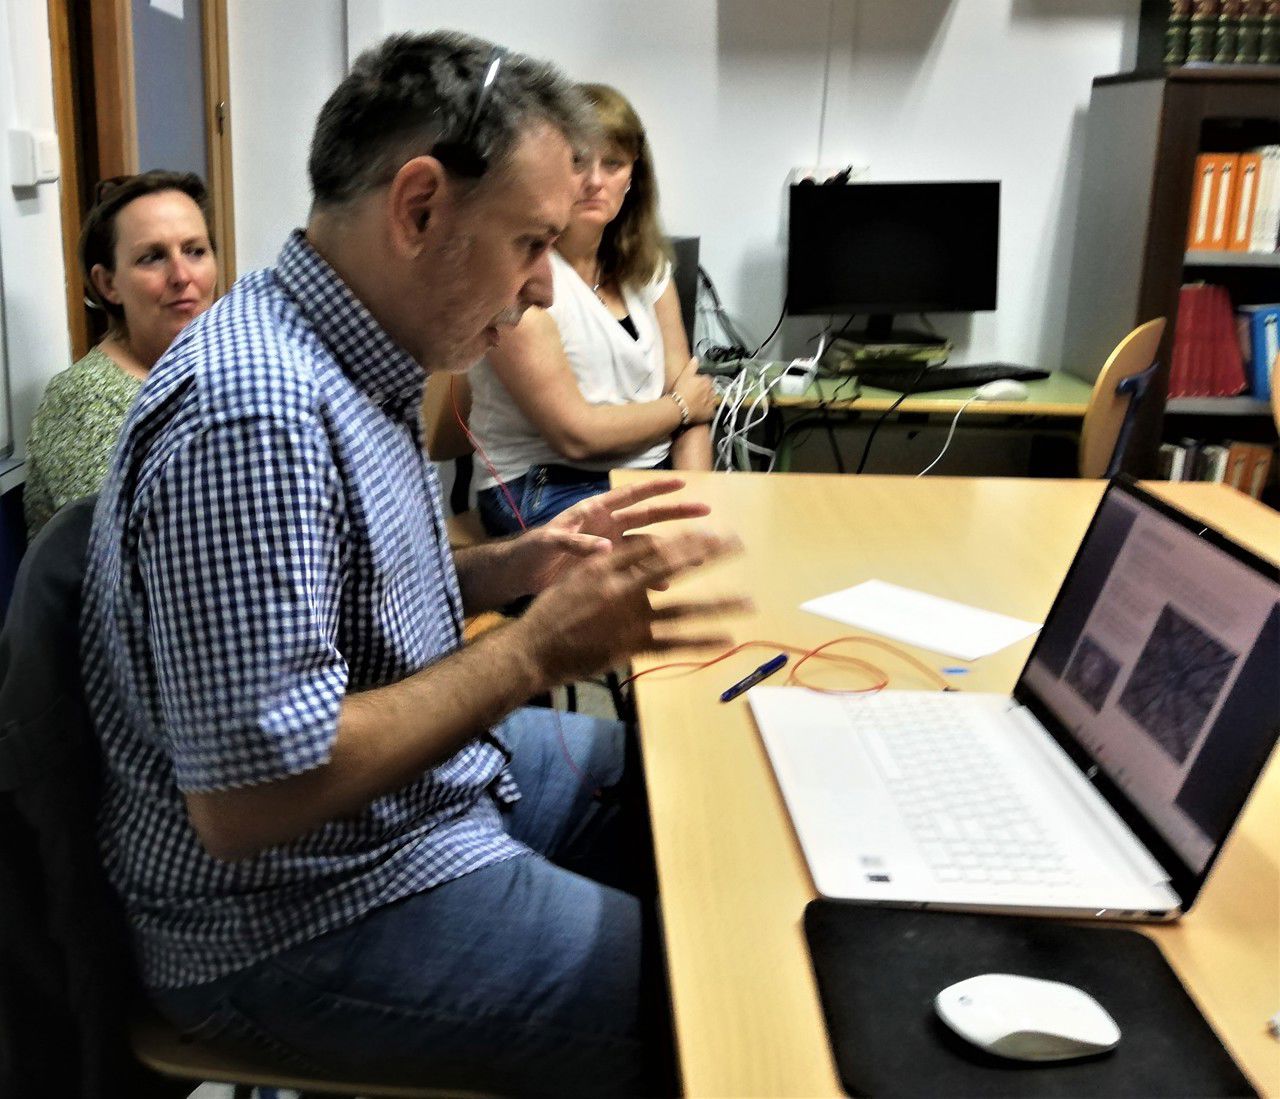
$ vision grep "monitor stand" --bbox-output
[854,314,948,348]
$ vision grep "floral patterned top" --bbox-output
[24,345,143,539]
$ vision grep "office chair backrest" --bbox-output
[421,373,477,519]
[1078,317,1166,479]
[669,236,700,343]
[422,373,473,463]
[2,500,490,1098]
[0,496,182,1098]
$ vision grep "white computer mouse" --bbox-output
[934,973,1121,1062]
[973,378,1030,401]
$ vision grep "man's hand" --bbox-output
[507,475,712,594]
[515,526,750,685]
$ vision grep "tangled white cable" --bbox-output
[712,334,827,472]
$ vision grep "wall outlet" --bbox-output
[8,129,60,188]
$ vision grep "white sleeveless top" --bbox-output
[468,250,671,489]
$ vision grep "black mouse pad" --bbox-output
[804,901,1257,1097]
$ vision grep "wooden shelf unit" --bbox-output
[1061,68,1279,474]
[1184,250,1280,268]
[1166,396,1272,416]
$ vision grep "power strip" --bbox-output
[777,370,812,397]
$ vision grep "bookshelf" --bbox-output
[1184,249,1280,267]
[1061,68,1279,479]
[1167,395,1271,413]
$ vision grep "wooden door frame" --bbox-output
[201,0,235,293]
[46,0,236,359]
[47,0,92,359]
[88,0,138,179]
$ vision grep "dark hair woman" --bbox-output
[24,171,216,536]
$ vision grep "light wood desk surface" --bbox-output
[772,370,1095,417]
[614,471,1280,1098]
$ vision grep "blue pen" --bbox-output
[720,654,788,702]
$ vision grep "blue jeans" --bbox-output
[152,709,671,1097]
[477,465,611,536]
[477,458,673,538]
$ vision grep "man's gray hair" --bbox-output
[309,30,596,208]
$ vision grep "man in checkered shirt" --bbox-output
[81,31,741,1097]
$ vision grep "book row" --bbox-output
[1170,285,1277,398]
[1164,0,1280,66]
[1185,147,1280,253]
[1157,438,1274,497]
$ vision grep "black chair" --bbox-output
[0,497,182,1099]
[669,236,700,343]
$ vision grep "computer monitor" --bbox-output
[787,181,1000,343]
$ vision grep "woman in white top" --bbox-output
[468,83,717,535]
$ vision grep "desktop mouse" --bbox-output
[934,973,1121,1062]
[973,378,1030,401]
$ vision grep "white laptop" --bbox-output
[751,478,1280,920]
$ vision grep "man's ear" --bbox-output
[387,156,447,256]
[90,263,121,306]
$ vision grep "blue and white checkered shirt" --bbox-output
[81,231,526,990]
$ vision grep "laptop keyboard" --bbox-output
[838,698,1076,887]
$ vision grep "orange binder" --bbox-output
[1186,153,1240,250]
[1227,152,1262,251]
[1186,154,1219,249]
[1207,154,1239,250]
[1224,441,1253,489]
[1246,448,1273,499]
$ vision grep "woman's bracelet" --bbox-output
[669,389,691,428]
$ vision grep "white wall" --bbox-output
[0,0,71,465]
[339,0,1138,368]
[0,0,1142,470]
[813,1,1138,368]
[226,0,347,274]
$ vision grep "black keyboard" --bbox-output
[852,363,1050,394]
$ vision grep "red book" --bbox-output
[1209,286,1247,395]
[1170,286,1199,398]
[1190,286,1210,396]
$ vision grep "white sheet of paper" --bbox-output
[800,579,1041,661]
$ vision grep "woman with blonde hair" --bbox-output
[467,83,715,535]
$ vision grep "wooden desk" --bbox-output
[774,370,1095,418]
[615,471,1280,1098]
[768,372,1095,473]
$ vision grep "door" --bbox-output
[47,0,235,358]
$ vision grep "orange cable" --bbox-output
[623,635,953,694]
[450,375,527,532]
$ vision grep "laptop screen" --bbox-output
[1019,481,1280,883]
